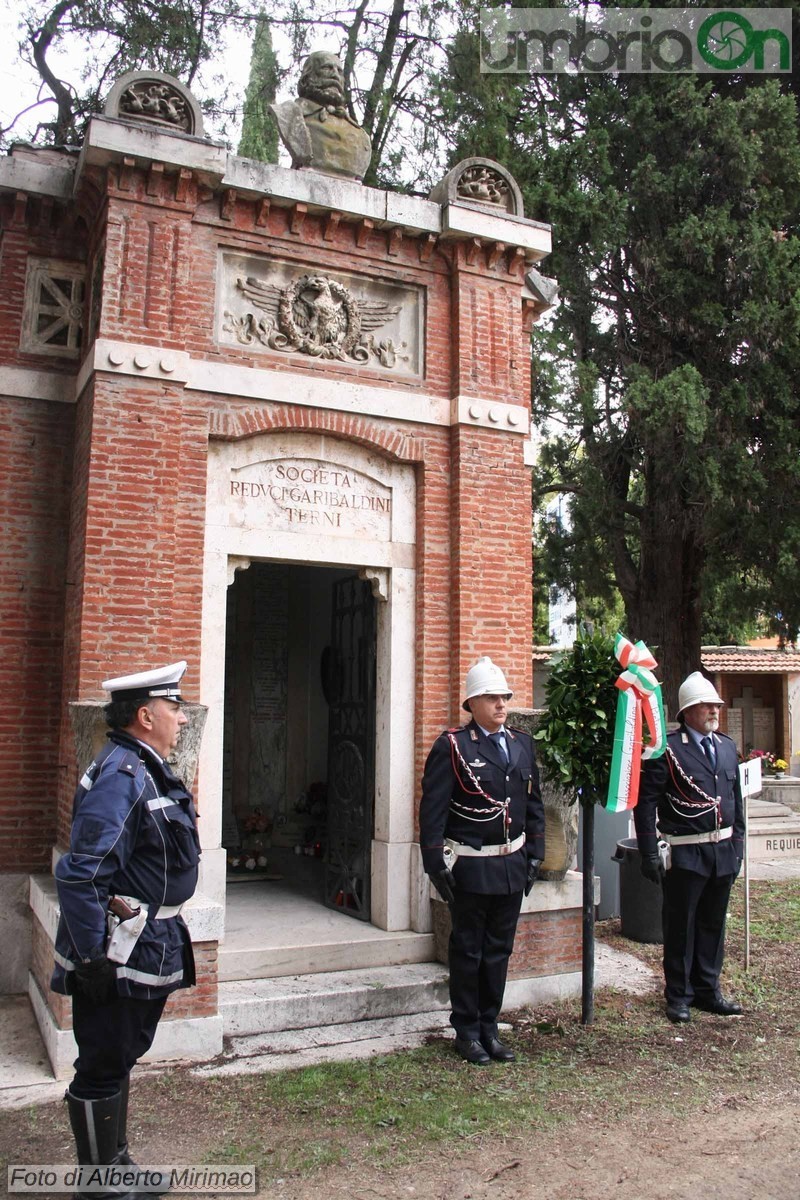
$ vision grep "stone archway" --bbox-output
[199,430,417,934]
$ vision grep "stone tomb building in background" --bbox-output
[0,69,579,1075]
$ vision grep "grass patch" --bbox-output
[2,880,798,1189]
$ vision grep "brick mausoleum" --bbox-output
[0,69,585,1077]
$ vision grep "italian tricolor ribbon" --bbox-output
[605,634,666,813]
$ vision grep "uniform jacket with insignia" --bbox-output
[419,720,545,894]
[634,725,744,876]
[51,731,200,1000]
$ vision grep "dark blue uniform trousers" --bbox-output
[662,864,736,1006]
[71,992,167,1099]
[448,889,524,1041]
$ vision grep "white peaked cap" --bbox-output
[102,660,188,703]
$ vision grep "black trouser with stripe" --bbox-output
[448,889,524,1041]
[71,993,167,1099]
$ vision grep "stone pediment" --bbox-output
[429,158,524,217]
[104,70,204,137]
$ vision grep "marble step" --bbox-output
[747,815,800,860]
[218,961,450,1037]
[218,930,436,982]
[748,798,795,819]
[197,1008,453,1077]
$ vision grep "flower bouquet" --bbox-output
[227,807,273,871]
[747,749,788,776]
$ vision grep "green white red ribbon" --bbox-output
[605,634,666,813]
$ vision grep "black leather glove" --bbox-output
[640,854,666,885]
[525,858,542,896]
[734,856,744,879]
[73,954,118,1005]
[430,868,456,905]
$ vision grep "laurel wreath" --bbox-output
[278,275,362,358]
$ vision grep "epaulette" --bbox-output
[116,749,143,777]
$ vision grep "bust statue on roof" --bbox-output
[270,51,372,181]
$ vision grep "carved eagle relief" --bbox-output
[227,271,403,365]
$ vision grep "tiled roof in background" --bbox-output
[532,645,800,672]
[700,646,800,673]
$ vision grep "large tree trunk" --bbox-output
[625,482,705,717]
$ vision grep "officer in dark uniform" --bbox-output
[52,661,200,1199]
[635,671,744,1024]
[419,657,545,1064]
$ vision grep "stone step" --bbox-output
[218,961,450,1037]
[218,930,436,983]
[197,1009,453,1077]
[748,798,795,819]
[747,816,800,860]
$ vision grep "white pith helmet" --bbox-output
[462,656,513,711]
[677,671,724,716]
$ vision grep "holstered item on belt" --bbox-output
[108,895,139,922]
[658,839,672,872]
[106,894,148,964]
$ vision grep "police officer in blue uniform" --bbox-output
[52,661,200,1198]
[419,657,545,1064]
[635,671,744,1024]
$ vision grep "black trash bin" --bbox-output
[611,837,663,944]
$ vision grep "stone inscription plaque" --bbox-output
[229,458,392,541]
[763,834,800,856]
[752,708,775,754]
[726,708,744,756]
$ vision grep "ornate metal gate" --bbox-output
[324,575,376,920]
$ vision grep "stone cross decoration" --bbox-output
[270,51,372,181]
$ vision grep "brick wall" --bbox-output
[0,396,74,869]
[509,908,582,978]
[2,149,542,1020]
[31,913,71,1027]
[163,944,218,1019]
[80,165,533,798]
[31,913,218,1029]
[431,899,581,978]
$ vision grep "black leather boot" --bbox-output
[116,1075,134,1166]
[65,1090,154,1200]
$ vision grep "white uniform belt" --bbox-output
[153,903,184,919]
[122,897,184,919]
[445,832,526,858]
[661,827,733,846]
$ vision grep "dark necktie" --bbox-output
[489,731,509,762]
[701,735,716,769]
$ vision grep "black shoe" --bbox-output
[481,1036,516,1062]
[454,1036,491,1065]
[666,1003,691,1024]
[693,996,743,1016]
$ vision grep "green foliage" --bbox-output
[8,0,242,146]
[435,15,800,698]
[237,11,279,163]
[6,0,453,186]
[533,627,618,806]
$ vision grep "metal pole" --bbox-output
[744,794,750,972]
[581,800,595,1025]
